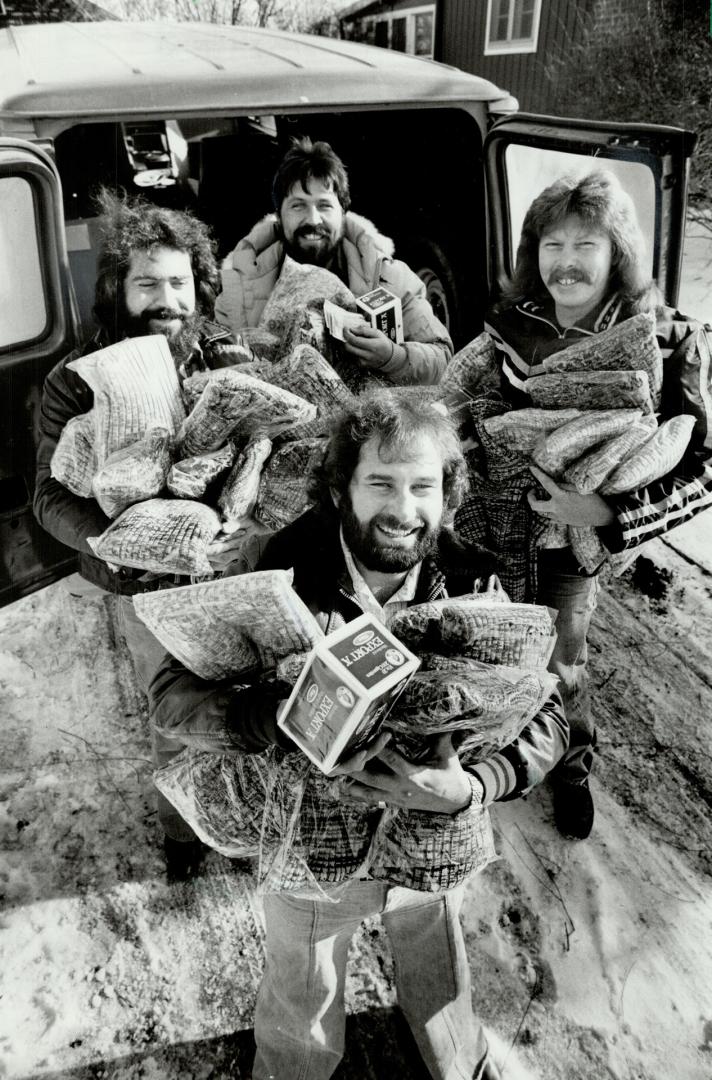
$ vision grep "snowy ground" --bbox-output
[2,536,712,1080]
[1,220,711,1080]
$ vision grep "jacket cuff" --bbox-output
[225,682,295,754]
[468,754,518,805]
[596,514,626,554]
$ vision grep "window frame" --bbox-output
[369,4,436,58]
[483,0,542,56]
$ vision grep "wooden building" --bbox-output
[339,0,650,113]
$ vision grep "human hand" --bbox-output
[206,530,248,572]
[528,465,615,527]
[328,731,393,776]
[342,734,473,815]
[343,324,399,369]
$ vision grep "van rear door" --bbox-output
[0,138,78,606]
[483,114,696,307]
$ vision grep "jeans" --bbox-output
[536,551,600,784]
[253,880,489,1080]
[117,594,196,841]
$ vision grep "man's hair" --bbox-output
[505,169,661,313]
[272,137,351,212]
[309,389,468,514]
[92,189,219,338]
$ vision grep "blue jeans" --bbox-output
[253,880,489,1080]
[117,595,196,841]
[536,552,600,784]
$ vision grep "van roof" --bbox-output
[0,21,514,125]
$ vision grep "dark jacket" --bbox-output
[485,294,712,552]
[33,322,238,595]
[150,508,568,819]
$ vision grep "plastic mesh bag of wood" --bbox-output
[92,426,173,518]
[88,497,221,577]
[264,344,355,441]
[541,312,663,411]
[367,799,497,892]
[133,568,323,680]
[254,438,326,531]
[561,416,658,493]
[389,597,557,669]
[177,368,316,456]
[218,437,273,533]
[524,369,654,414]
[258,256,358,342]
[153,746,312,859]
[167,441,237,500]
[67,335,186,463]
[384,656,559,763]
[599,413,697,495]
[50,412,98,498]
[532,409,643,478]
[438,333,500,421]
[154,746,378,891]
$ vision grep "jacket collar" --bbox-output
[518,291,624,335]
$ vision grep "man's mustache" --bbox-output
[546,268,592,286]
[294,225,331,241]
[371,514,424,535]
[143,308,188,322]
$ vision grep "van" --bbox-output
[0,20,696,604]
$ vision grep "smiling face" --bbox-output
[279,177,345,266]
[339,435,446,574]
[122,246,196,340]
[538,214,614,326]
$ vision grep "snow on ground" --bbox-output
[2,530,712,1080]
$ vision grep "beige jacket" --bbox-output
[215,212,453,384]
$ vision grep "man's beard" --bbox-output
[340,493,440,574]
[282,224,341,268]
[118,306,205,367]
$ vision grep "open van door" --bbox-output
[0,139,79,606]
[483,114,697,307]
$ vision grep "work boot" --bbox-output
[552,777,594,840]
[163,836,207,882]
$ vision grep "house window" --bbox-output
[366,5,436,58]
[484,0,542,55]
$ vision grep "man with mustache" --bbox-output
[215,137,453,384]
[150,389,568,1080]
[479,169,712,840]
[33,190,242,873]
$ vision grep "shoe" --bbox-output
[552,778,594,839]
[163,836,207,882]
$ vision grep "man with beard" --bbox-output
[477,169,712,841]
[150,389,568,1080]
[215,137,453,384]
[33,190,242,872]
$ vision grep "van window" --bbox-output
[504,144,656,279]
[0,176,48,349]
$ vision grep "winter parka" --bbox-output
[215,212,453,385]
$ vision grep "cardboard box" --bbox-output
[355,287,404,344]
[277,612,419,773]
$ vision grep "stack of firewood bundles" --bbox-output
[449,314,696,586]
[145,575,558,892]
[51,263,369,576]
